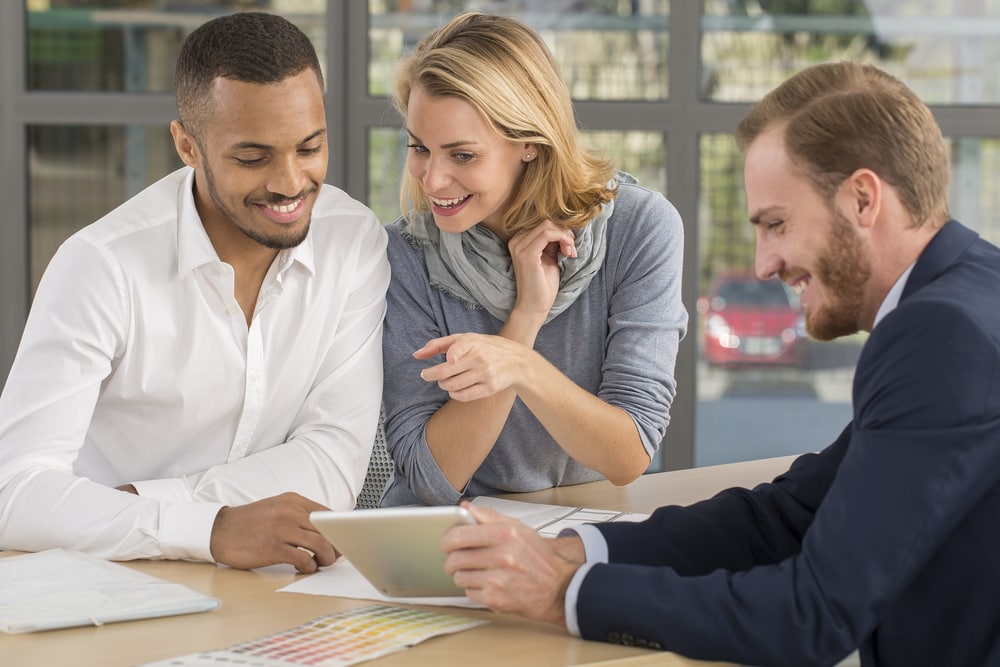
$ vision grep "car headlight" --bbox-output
[705,314,739,349]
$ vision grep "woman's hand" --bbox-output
[507,220,576,323]
[415,333,535,402]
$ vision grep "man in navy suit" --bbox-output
[441,61,1000,666]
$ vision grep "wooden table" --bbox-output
[2,455,797,667]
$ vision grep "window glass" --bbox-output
[368,0,669,100]
[702,0,1000,104]
[26,1,326,92]
[28,125,182,291]
[695,133,1000,466]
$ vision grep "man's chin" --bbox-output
[244,219,311,250]
[805,310,860,342]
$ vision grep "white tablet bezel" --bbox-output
[310,505,475,597]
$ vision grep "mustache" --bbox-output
[260,187,317,206]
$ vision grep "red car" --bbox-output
[698,273,808,367]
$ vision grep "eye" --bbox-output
[406,143,429,156]
[235,156,266,167]
[453,152,475,163]
[298,145,323,156]
[767,219,785,232]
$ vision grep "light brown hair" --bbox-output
[735,61,950,226]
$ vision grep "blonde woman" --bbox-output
[380,12,686,506]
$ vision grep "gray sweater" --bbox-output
[380,182,688,506]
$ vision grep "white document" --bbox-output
[468,496,649,536]
[279,497,648,605]
[279,557,485,608]
[0,549,219,634]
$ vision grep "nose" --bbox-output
[267,154,309,199]
[418,155,452,193]
[754,234,782,280]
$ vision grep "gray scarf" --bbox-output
[400,174,632,325]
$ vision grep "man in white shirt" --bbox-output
[0,12,389,574]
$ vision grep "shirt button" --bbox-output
[607,632,621,644]
[620,634,635,646]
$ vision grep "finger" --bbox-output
[298,530,338,567]
[292,495,331,514]
[287,545,320,574]
[413,334,462,360]
[420,358,474,385]
[461,501,520,526]
[558,234,577,258]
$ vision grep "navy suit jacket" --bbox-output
[580,221,1000,666]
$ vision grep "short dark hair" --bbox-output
[174,12,323,139]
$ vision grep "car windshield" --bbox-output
[716,280,793,307]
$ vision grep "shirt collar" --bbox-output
[872,262,915,330]
[176,167,316,279]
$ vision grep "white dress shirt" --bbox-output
[0,167,389,562]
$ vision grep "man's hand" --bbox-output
[441,502,583,627]
[209,492,339,574]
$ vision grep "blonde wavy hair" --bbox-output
[391,12,617,235]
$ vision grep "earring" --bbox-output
[525,152,535,161]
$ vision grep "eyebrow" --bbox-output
[405,129,476,149]
[229,128,327,151]
[749,206,783,226]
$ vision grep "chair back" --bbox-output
[355,407,392,509]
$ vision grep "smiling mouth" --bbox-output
[266,199,303,214]
[430,194,471,209]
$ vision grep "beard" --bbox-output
[801,206,872,342]
[202,160,313,250]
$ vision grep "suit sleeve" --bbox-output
[577,298,1000,666]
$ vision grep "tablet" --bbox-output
[310,506,476,597]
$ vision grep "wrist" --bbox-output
[504,305,546,345]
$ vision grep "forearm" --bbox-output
[0,468,219,561]
[425,392,517,491]
[515,351,649,485]
[423,308,543,490]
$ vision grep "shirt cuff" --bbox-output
[563,561,595,637]
[156,500,226,562]
[565,523,609,563]
[558,524,609,638]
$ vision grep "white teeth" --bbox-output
[791,281,807,296]
[430,195,469,208]
[267,201,300,214]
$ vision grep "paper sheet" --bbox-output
[279,557,484,608]
[280,497,649,605]
[0,549,219,633]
